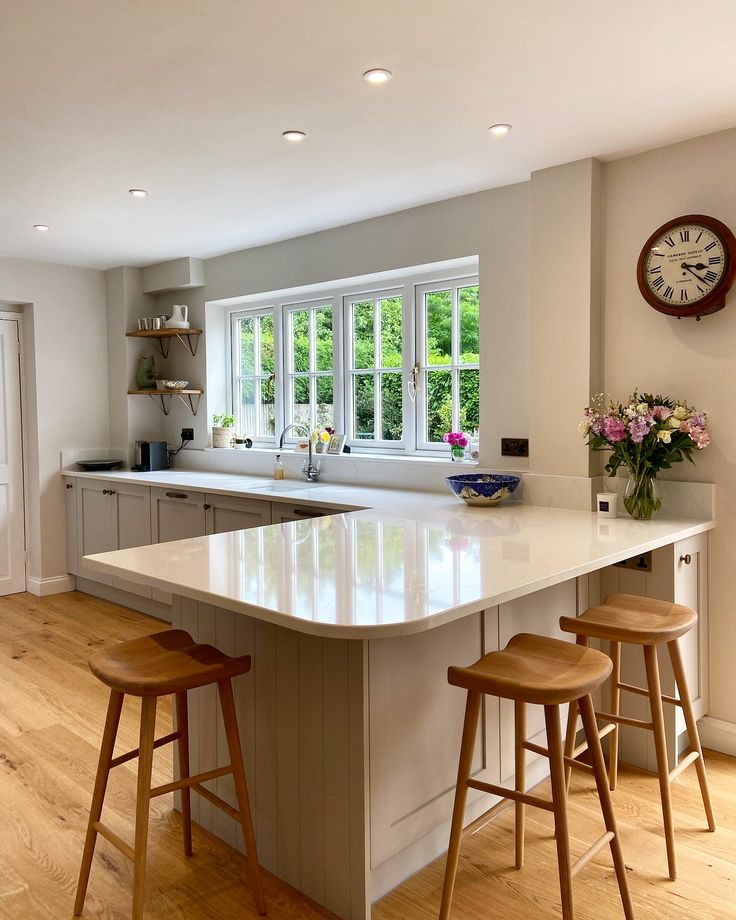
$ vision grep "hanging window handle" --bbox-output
[408,364,420,402]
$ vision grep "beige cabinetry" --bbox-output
[270,502,329,523]
[206,493,272,533]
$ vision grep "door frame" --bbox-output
[0,310,27,593]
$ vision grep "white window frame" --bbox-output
[226,262,479,455]
[229,305,282,444]
[415,275,480,453]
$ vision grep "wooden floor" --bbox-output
[1,592,735,920]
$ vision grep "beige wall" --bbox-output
[0,257,108,585]
[603,127,736,723]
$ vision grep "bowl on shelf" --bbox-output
[445,473,521,507]
[163,379,189,389]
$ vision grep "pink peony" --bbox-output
[628,415,651,443]
[690,427,710,449]
[651,405,673,421]
[602,415,627,442]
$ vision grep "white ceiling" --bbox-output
[3,0,736,270]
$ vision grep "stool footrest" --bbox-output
[669,750,700,783]
[149,764,234,799]
[617,680,682,708]
[92,821,135,862]
[193,782,240,822]
[110,730,180,769]
[570,831,615,879]
[467,778,554,812]
[595,710,653,730]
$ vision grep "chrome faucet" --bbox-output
[278,422,321,482]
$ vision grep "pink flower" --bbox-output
[628,415,651,443]
[602,416,627,442]
[690,427,710,449]
[679,420,691,433]
[690,413,706,429]
[651,405,673,421]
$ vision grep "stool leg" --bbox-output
[175,691,193,856]
[218,678,267,916]
[514,701,526,869]
[74,689,124,917]
[439,691,481,920]
[579,694,635,920]
[608,641,621,791]
[132,696,157,920]
[563,635,587,791]
[544,704,573,920]
[667,638,716,831]
[643,644,677,880]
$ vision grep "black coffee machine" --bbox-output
[133,440,169,471]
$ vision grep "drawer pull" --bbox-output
[65,483,73,490]
[102,489,109,495]
[165,492,189,499]
[680,554,692,565]
[109,490,116,495]
[292,508,323,518]
[203,503,211,510]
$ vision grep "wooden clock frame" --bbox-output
[636,213,736,318]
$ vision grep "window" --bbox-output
[229,265,479,455]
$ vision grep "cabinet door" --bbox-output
[674,533,708,721]
[64,478,78,575]
[76,478,115,585]
[150,487,206,605]
[271,503,328,524]
[151,487,206,543]
[498,580,577,790]
[111,483,152,598]
[205,493,271,534]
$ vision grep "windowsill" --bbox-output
[200,445,479,467]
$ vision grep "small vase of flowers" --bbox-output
[313,426,334,453]
[580,391,710,520]
[443,431,469,461]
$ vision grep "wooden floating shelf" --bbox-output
[128,389,203,416]
[126,328,203,357]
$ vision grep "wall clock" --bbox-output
[636,214,736,319]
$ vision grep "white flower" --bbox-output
[667,416,681,429]
[657,429,672,443]
[673,405,688,420]
[625,405,637,419]
[637,402,649,415]
[578,419,591,434]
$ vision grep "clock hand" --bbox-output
[681,261,707,271]
[680,263,710,284]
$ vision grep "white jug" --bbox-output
[166,304,189,329]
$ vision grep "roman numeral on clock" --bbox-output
[649,265,662,274]
[680,289,689,302]
[704,270,718,284]
[704,241,717,252]
[663,285,674,300]
[709,256,722,265]
[651,276,665,290]
[663,236,676,248]
[679,229,690,242]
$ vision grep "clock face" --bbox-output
[644,223,726,307]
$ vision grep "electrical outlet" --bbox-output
[181,427,194,441]
[501,437,529,458]
[614,552,652,573]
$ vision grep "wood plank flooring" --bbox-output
[1,590,735,919]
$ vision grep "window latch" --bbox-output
[408,364,420,402]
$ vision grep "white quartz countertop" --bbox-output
[83,499,714,639]
[64,468,419,511]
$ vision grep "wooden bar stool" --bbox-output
[73,629,267,919]
[440,633,634,920]
[561,593,715,881]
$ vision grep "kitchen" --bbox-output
[1,2,736,919]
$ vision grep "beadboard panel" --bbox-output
[170,596,368,920]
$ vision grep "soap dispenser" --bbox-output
[273,454,285,480]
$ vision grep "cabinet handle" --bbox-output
[109,489,116,495]
[203,503,211,510]
[65,483,73,490]
[292,508,323,518]
[680,553,692,565]
[102,489,109,495]
[165,492,189,499]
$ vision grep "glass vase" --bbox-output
[451,446,466,461]
[623,472,662,520]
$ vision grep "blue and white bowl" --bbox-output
[445,473,521,507]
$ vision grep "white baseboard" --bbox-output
[699,716,736,756]
[26,574,76,596]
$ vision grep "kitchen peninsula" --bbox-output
[83,495,713,920]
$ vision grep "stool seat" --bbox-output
[560,593,697,645]
[89,629,252,696]
[448,633,612,706]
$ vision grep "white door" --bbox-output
[0,318,25,594]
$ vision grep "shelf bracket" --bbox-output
[177,332,200,357]
[144,392,200,416]
[154,337,171,359]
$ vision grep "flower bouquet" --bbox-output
[443,431,468,461]
[580,391,710,520]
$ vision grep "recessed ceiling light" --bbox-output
[128,188,148,198]
[282,130,307,142]
[33,224,50,232]
[488,123,512,136]
[363,68,392,85]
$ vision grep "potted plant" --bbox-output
[212,413,236,448]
